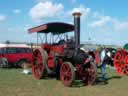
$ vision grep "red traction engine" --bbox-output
[114,48,128,76]
[28,12,97,86]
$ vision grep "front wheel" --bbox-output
[60,62,75,87]
[82,62,97,85]
[87,63,97,85]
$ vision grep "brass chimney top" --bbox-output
[72,12,81,17]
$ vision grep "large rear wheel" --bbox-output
[60,62,75,87]
[32,48,47,79]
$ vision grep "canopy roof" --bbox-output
[28,22,74,35]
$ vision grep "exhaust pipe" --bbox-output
[72,12,81,51]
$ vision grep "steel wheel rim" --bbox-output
[82,63,97,85]
[60,62,74,86]
[114,51,125,74]
[87,64,96,85]
[122,64,128,75]
[114,51,123,67]
[32,49,44,79]
[122,56,128,75]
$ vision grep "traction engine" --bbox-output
[28,12,97,86]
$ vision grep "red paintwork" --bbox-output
[28,25,47,33]
[28,22,74,34]
[32,49,44,79]
[47,45,64,68]
[60,62,74,86]
[113,49,128,75]
[75,63,96,85]
[0,46,32,66]
[94,50,100,65]
[41,43,51,50]
[50,45,64,55]
[75,64,84,77]
[32,42,97,86]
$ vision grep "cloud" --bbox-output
[90,15,111,28]
[67,5,91,18]
[0,14,6,21]
[13,9,21,14]
[29,1,63,22]
[113,20,128,32]
[90,12,128,32]
[90,11,128,32]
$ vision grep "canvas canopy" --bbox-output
[28,22,74,35]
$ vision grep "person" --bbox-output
[99,47,111,83]
[81,48,95,64]
[100,48,106,81]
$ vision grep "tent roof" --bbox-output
[123,43,128,50]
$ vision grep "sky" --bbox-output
[0,0,128,46]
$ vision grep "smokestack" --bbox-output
[72,12,81,51]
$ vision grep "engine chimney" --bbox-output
[73,12,81,51]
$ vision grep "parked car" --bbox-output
[0,44,33,68]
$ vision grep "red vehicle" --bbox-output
[28,12,97,87]
[0,44,33,68]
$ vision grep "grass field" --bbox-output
[0,68,128,96]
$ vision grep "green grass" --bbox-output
[0,68,128,96]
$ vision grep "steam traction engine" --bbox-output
[28,13,97,86]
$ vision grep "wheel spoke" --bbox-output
[66,72,71,79]
[63,64,67,71]
[114,50,127,75]
[82,64,97,85]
